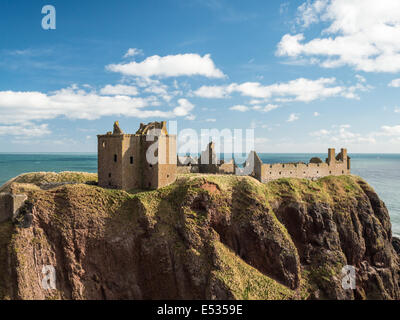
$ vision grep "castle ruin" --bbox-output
[98,121,351,190]
[97,121,176,190]
[248,148,350,183]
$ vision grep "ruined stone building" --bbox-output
[248,148,351,183]
[97,121,177,190]
[98,121,350,190]
[177,142,236,175]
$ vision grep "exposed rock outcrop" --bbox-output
[0,172,398,300]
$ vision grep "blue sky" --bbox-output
[0,0,400,153]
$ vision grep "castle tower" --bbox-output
[98,121,177,190]
[199,141,218,173]
[327,148,336,165]
[340,148,351,171]
[341,148,348,161]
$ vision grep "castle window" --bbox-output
[282,164,285,168]
[108,173,111,178]
[149,164,153,168]
[329,171,332,174]
[167,174,170,178]
[290,172,292,174]
[279,172,281,175]
[270,172,272,175]
[102,142,106,148]
[114,154,117,162]
[342,170,344,174]
[130,156,134,164]
[317,171,319,174]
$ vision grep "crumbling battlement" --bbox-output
[249,148,351,183]
[177,142,236,175]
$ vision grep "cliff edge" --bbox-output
[0,172,399,300]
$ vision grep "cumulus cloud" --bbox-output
[107,53,225,78]
[123,48,143,58]
[277,0,400,72]
[173,98,195,117]
[0,85,194,126]
[380,125,400,136]
[389,79,400,87]
[100,84,138,96]
[193,84,236,98]
[230,105,249,112]
[260,104,280,112]
[195,77,364,102]
[0,123,51,137]
[310,124,378,144]
[310,129,330,136]
[287,113,300,122]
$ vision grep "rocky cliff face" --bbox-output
[0,172,399,300]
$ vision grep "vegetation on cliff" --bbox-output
[0,172,398,300]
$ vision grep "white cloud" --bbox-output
[194,77,364,102]
[389,79,400,87]
[310,129,330,136]
[100,84,138,96]
[205,118,217,122]
[185,114,196,121]
[355,75,366,83]
[193,84,235,98]
[229,105,249,112]
[311,124,377,144]
[173,98,195,117]
[287,113,300,122]
[277,0,400,72]
[107,53,225,78]
[123,48,143,58]
[380,125,400,136]
[395,107,400,113]
[314,112,320,116]
[0,123,51,137]
[261,104,280,112]
[296,0,328,27]
[0,85,193,125]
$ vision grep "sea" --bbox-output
[0,153,399,237]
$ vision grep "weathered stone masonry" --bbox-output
[98,121,176,190]
[250,148,351,183]
[98,121,351,190]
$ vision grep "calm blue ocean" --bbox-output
[0,153,399,236]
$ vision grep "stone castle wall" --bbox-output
[252,148,350,183]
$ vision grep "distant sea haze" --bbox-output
[0,153,399,237]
